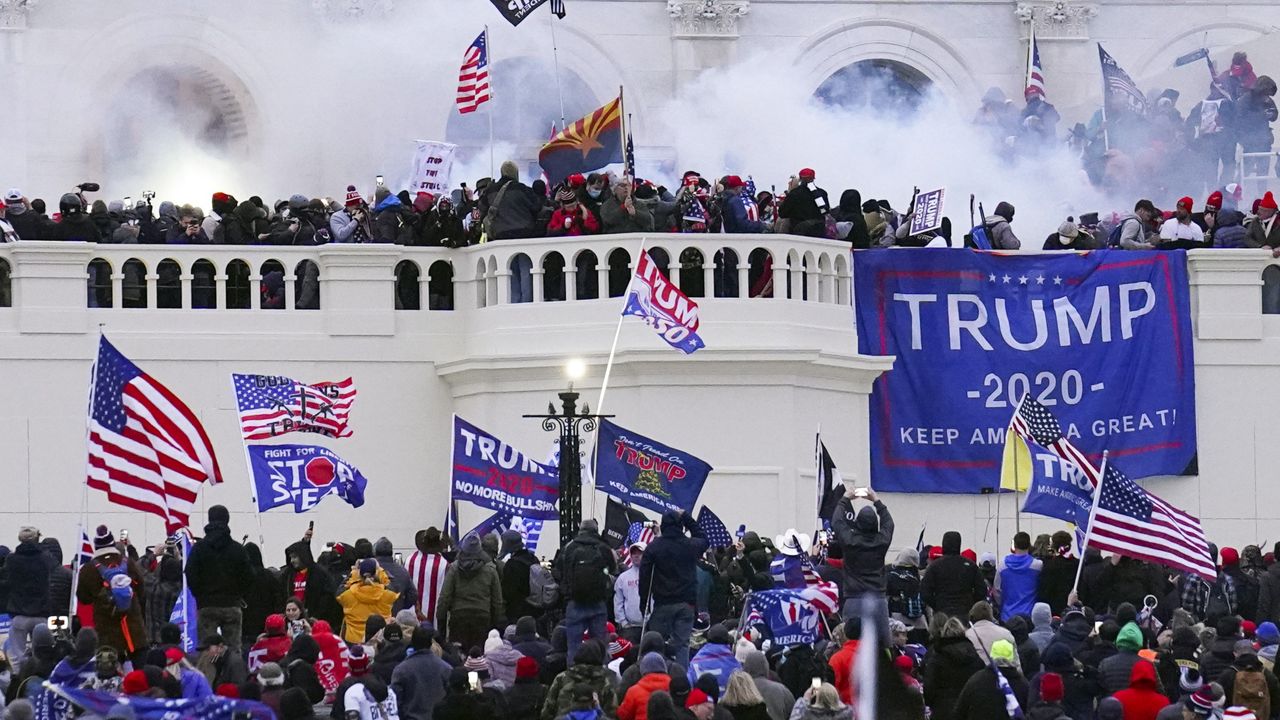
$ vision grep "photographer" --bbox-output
[546,188,600,237]
[331,186,373,244]
[830,487,894,639]
[165,205,210,244]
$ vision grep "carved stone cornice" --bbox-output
[0,0,37,31]
[667,0,750,38]
[1015,1,1098,41]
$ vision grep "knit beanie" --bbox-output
[484,629,503,654]
[345,185,362,207]
[515,656,539,680]
[1039,672,1064,703]
[639,652,666,675]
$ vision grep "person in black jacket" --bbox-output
[777,169,831,238]
[242,543,280,648]
[830,489,894,633]
[1036,531,1079,614]
[283,633,324,705]
[921,616,983,720]
[52,194,102,242]
[40,537,72,621]
[501,530,539,627]
[921,531,987,620]
[560,520,617,666]
[640,511,709,669]
[2,526,51,669]
[373,537,416,615]
[279,538,342,630]
[186,505,252,654]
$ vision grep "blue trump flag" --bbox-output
[452,415,560,520]
[853,249,1197,493]
[595,419,712,515]
[247,444,368,513]
[743,588,823,646]
[169,530,197,653]
[40,684,274,720]
[1019,434,1096,530]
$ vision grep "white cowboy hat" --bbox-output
[774,529,812,556]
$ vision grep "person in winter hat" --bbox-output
[186,506,252,655]
[921,531,988,619]
[542,641,619,720]
[740,649,794,720]
[372,536,417,614]
[1112,660,1168,720]
[505,656,546,720]
[338,558,399,644]
[619,652,673,720]
[1024,671,1070,720]
[1099,621,1148,694]
[640,511,707,669]
[77,526,147,665]
[983,201,1021,249]
[499,530,539,626]
[1247,191,1280,250]
[484,628,523,688]
[1216,651,1277,720]
[2,526,51,670]
[165,647,213,700]
[951,639,1028,720]
[830,487,894,631]
[1027,603,1055,651]
[440,534,504,654]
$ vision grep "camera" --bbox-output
[142,190,156,200]
[76,182,101,193]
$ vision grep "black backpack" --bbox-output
[887,566,924,619]
[1204,577,1234,623]
[564,541,609,604]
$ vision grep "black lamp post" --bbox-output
[525,381,611,548]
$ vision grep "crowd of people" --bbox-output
[0,492,1278,719]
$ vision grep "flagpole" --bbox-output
[814,426,822,530]
[230,375,267,548]
[76,325,106,618]
[548,11,567,129]
[1069,450,1109,601]
[486,25,495,178]
[1011,392,1026,534]
[1098,43,1111,152]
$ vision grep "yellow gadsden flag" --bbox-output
[1000,425,1033,492]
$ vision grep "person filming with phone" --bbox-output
[830,487,894,641]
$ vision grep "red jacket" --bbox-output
[618,673,672,720]
[547,206,599,236]
[829,639,860,705]
[248,631,291,673]
[1111,661,1166,720]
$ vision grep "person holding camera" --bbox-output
[165,205,210,244]
[830,487,894,639]
[546,188,600,237]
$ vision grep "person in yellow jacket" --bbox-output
[337,559,399,644]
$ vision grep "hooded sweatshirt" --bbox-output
[640,512,709,607]
[1099,622,1148,695]
[1110,661,1166,720]
[742,650,795,720]
[996,552,1042,621]
[337,572,399,644]
[373,537,416,613]
[186,521,251,608]
[830,497,894,596]
[1028,603,1054,651]
[439,534,503,622]
[921,532,988,619]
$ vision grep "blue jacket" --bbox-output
[640,513,709,607]
[686,643,741,692]
[3,541,50,617]
[997,553,1042,622]
[179,668,213,699]
[721,192,764,233]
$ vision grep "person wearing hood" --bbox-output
[6,623,56,703]
[687,625,742,695]
[886,547,925,630]
[1112,660,1168,720]
[439,533,504,653]
[186,505,252,654]
[248,614,293,673]
[641,510,709,669]
[338,559,398,644]
[921,615,982,720]
[1005,615,1041,674]
[831,189,870,249]
[921,531,988,620]
[560,519,617,665]
[77,526,147,664]
[369,536,416,615]
[371,186,416,244]
[740,649,793,720]
[512,615,553,665]
[434,666,502,720]
[283,633,325,705]
[830,487,893,629]
[280,531,342,629]
[1027,641,1103,720]
[499,530,540,627]
[505,656,546,720]
[240,542,280,650]
[974,87,1019,141]
[3,526,51,668]
[995,532,1043,622]
[1099,622,1151,694]
[619,652,674,720]
[48,627,98,689]
[952,639,1028,720]
[1026,602,1055,652]
[1216,650,1278,719]
[1212,201,1249,247]
[483,628,523,687]
[542,641,619,720]
[982,201,1021,249]
[1236,75,1278,177]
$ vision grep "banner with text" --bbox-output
[452,416,559,520]
[853,249,1197,493]
[409,141,457,196]
[247,444,369,512]
[909,187,946,235]
[595,419,712,515]
[1019,434,1095,529]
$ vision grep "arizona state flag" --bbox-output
[539,96,623,186]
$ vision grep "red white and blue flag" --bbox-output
[622,250,705,354]
[232,374,356,440]
[456,30,491,114]
[1025,26,1045,99]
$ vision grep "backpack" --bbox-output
[564,541,609,604]
[887,567,924,619]
[1204,577,1234,623]
[96,559,134,612]
[1233,668,1271,719]
[1106,220,1126,248]
[481,182,513,239]
[527,561,560,609]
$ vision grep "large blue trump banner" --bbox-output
[452,416,560,520]
[595,419,712,514]
[854,249,1197,493]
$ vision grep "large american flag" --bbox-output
[456,30,491,115]
[1089,460,1215,580]
[407,550,449,628]
[87,336,222,533]
[1010,395,1099,486]
[1098,43,1147,115]
[232,373,356,440]
[696,506,734,548]
[1025,26,1045,99]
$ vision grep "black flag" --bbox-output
[816,435,844,526]
[488,0,552,26]
[604,497,647,549]
[551,0,567,19]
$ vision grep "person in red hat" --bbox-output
[1159,196,1206,247]
[248,613,293,673]
[1247,191,1280,250]
[720,176,764,234]
[1196,191,1224,234]
[1026,671,1069,719]
[778,168,832,238]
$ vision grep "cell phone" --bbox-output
[394,552,403,565]
[307,520,314,532]
[811,678,822,690]
[736,525,746,540]
[120,529,129,541]
[376,175,385,186]
[468,671,480,691]
[47,616,70,631]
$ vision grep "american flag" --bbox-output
[78,527,93,566]
[696,506,734,548]
[456,30,491,115]
[407,549,449,628]
[446,497,460,545]
[1089,459,1215,580]
[467,511,545,552]
[87,336,222,534]
[624,127,636,178]
[769,552,840,614]
[627,521,655,547]
[232,373,356,440]
[682,196,708,225]
[1098,43,1147,115]
[1009,396,1100,486]
[43,684,273,720]
[1025,26,1045,99]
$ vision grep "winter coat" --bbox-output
[337,579,398,644]
[830,498,894,597]
[1099,649,1149,695]
[505,677,547,720]
[743,651,795,720]
[828,640,859,705]
[725,703,771,720]
[542,662,619,720]
[1259,563,1280,624]
[285,636,325,704]
[1036,555,1079,614]
[1028,665,1103,720]
[53,213,102,242]
[1247,215,1280,249]
[951,666,1028,720]
[1096,558,1161,612]
[8,207,55,240]
[142,553,183,644]
[787,699,853,720]
[1217,662,1280,718]
[279,541,343,628]
[546,206,600,236]
[601,196,655,233]
[619,672,672,720]
[76,555,147,655]
[373,539,417,614]
[391,649,451,720]
[502,548,539,624]
[1111,661,1167,720]
[921,533,988,619]
[983,214,1021,250]
[439,538,504,625]
[242,543,280,645]
[996,553,1042,622]
[186,521,251,608]
[41,538,73,618]
[330,207,372,243]
[1211,209,1249,248]
[688,642,742,694]
[486,641,523,687]
[965,621,1019,671]
[1024,702,1071,720]
[1029,603,1055,651]
[248,630,292,673]
[720,192,765,234]
[3,540,50,617]
[372,196,416,244]
[641,513,709,608]
[778,183,830,225]
[1200,634,1242,686]
[486,178,543,240]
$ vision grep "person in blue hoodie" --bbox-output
[686,625,742,694]
[163,647,212,700]
[995,532,1042,622]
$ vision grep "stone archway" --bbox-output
[815,59,934,113]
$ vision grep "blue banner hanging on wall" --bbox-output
[853,248,1197,493]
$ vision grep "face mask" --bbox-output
[587,188,602,199]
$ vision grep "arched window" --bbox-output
[649,248,671,277]
[608,249,632,298]
[429,260,455,311]
[786,250,800,300]
[295,260,320,310]
[817,253,833,304]
[714,248,740,298]
[834,253,851,305]
[748,248,774,298]
[542,252,566,302]
[192,259,216,309]
[575,250,599,300]
[156,259,182,309]
[1264,266,1280,315]
[679,248,705,298]
[259,260,285,310]
[122,258,147,309]
[396,260,421,310]
[226,260,251,309]
[509,253,533,304]
[476,259,488,308]
[88,258,113,308]
[0,258,10,308]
